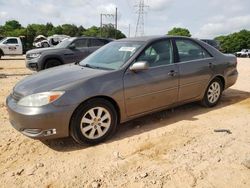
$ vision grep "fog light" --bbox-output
[23,128,41,134]
[43,129,57,136]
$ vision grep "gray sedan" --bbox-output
[6,36,238,144]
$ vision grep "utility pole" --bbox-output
[128,24,131,38]
[100,14,103,37]
[100,8,118,39]
[135,0,148,37]
[115,7,117,39]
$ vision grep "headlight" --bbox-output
[18,91,65,107]
[27,53,41,59]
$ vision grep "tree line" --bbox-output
[167,27,250,53]
[1,20,249,53]
[0,20,126,49]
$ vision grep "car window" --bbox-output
[73,39,88,49]
[176,39,211,62]
[137,40,173,67]
[90,39,106,47]
[80,41,144,70]
[4,38,18,44]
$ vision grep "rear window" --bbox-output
[176,39,211,62]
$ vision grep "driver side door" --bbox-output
[123,39,179,117]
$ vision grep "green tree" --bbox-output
[215,30,250,53]
[4,20,22,31]
[167,27,191,37]
[61,24,79,36]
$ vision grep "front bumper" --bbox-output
[25,58,40,71]
[6,95,76,139]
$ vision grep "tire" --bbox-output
[44,59,62,69]
[0,50,3,59]
[201,78,223,107]
[70,98,118,145]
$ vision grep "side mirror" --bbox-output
[68,43,76,49]
[130,61,149,72]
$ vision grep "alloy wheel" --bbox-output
[80,107,111,139]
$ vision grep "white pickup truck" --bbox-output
[0,37,23,59]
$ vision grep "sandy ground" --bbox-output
[0,56,250,188]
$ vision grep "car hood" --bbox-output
[26,47,61,54]
[13,64,108,96]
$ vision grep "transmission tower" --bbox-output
[135,0,148,37]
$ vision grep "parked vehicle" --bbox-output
[7,36,238,144]
[0,37,23,59]
[26,37,113,71]
[33,34,69,48]
[201,39,221,51]
[235,49,250,57]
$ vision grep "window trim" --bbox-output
[72,39,88,49]
[134,38,175,69]
[173,38,213,63]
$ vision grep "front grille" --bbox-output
[12,91,23,101]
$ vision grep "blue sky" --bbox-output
[0,0,250,38]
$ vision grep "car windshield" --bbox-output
[79,41,144,70]
[54,37,75,48]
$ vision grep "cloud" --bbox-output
[39,4,61,18]
[195,15,250,38]
[0,11,7,19]
[148,0,174,11]
[97,3,116,14]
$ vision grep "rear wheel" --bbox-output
[70,98,118,145]
[44,59,62,69]
[201,78,223,107]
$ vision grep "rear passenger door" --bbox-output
[174,38,214,102]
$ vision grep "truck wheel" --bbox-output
[44,59,62,69]
[70,98,118,145]
[0,50,3,59]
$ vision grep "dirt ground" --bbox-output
[0,56,250,188]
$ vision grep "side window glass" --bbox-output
[176,39,211,62]
[90,39,105,47]
[73,39,87,49]
[137,40,173,67]
[5,38,18,44]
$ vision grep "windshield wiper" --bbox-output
[82,64,114,70]
[82,63,96,69]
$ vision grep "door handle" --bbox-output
[168,70,178,77]
[64,53,74,56]
[209,62,213,68]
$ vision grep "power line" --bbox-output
[135,0,149,37]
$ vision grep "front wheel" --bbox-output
[70,98,118,145]
[201,78,223,107]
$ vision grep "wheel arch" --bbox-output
[213,75,225,90]
[42,57,63,69]
[69,95,121,133]
[0,48,4,56]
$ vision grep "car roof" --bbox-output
[117,35,192,42]
[71,36,113,41]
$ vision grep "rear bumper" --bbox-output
[225,70,238,89]
[6,95,76,139]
